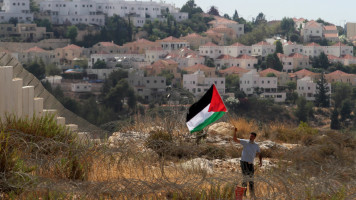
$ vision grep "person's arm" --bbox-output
[233,127,240,143]
[258,152,262,167]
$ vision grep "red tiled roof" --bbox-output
[305,20,322,28]
[327,55,341,60]
[230,42,245,47]
[201,42,218,47]
[277,53,287,58]
[209,17,238,25]
[259,68,281,77]
[253,41,270,46]
[151,59,178,68]
[219,66,250,74]
[62,44,81,50]
[98,42,119,47]
[236,54,256,59]
[324,33,338,38]
[324,25,337,31]
[294,69,317,76]
[306,42,320,47]
[25,46,46,53]
[342,54,355,59]
[182,33,203,38]
[184,64,215,72]
[332,42,346,47]
[216,54,236,60]
[326,70,354,77]
[289,53,308,58]
[148,46,163,51]
[160,36,186,42]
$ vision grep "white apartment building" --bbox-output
[183,70,225,97]
[165,48,204,69]
[283,41,303,56]
[40,0,187,27]
[302,42,353,58]
[224,42,252,57]
[278,53,310,73]
[0,0,33,23]
[40,0,105,26]
[159,36,189,51]
[199,42,224,59]
[208,17,244,37]
[71,82,92,92]
[301,20,323,42]
[214,54,257,70]
[240,70,286,102]
[145,47,169,64]
[251,41,275,59]
[297,76,331,101]
[89,53,145,68]
[127,70,166,101]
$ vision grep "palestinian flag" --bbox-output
[186,84,227,133]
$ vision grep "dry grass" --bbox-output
[1,114,356,199]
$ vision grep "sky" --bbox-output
[163,0,356,26]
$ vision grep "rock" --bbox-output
[208,122,235,136]
[180,158,214,175]
[259,140,289,151]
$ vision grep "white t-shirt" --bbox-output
[240,139,260,163]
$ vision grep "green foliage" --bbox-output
[232,10,239,22]
[29,0,39,13]
[315,73,330,108]
[340,99,353,121]
[207,6,220,16]
[286,81,297,91]
[266,53,283,71]
[332,82,352,108]
[290,33,300,42]
[8,17,18,26]
[295,96,308,122]
[330,108,340,130]
[45,63,61,76]
[24,59,46,80]
[101,69,128,95]
[159,70,175,86]
[286,92,298,104]
[266,72,276,77]
[225,74,240,94]
[205,57,215,68]
[103,79,137,112]
[180,0,203,18]
[280,17,295,34]
[275,40,284,54]
[316,18,332,26]
[34,19,53,32]
[237,23,281,45]
[93,59,107,69]
[254,12,267,25]
[66,25,78,43]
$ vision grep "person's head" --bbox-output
[249,132,257,142]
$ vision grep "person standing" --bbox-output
[233,128,262,198]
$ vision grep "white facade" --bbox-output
[183,70,225,97]
[71,82,92,92]
[302,21,323,42]
[89,53,145,68]
[251,41,275,58]
[224,43,252,57]
[86,68,117,79]
[0,0,33,23]
[145,48,169,64]
[40,0,187,27]
[40,0,105,26]
[240,69,285,102]
[199,43,224,59]
[127,70,166,101]
[283,42,303,56]
[297,76,331,101]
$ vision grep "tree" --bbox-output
[93,60,107,69]
[232,10,239,22]
[207,6,220,16]
[254,12,267,25]
[223,14,231,20]
[102,69,129,95]
[330,108,340,130]
[30,0,40,13]
[332,82,351,108]
[159,70,175,86]
[103,79,136,112]
[290,34,300,43]
[66,25,78,43]
[340,99,352,121]
[225,74,240,94]
[312,52,329,69]
[315,73,330,108]
[280,17,295,34]
[24,60,46,80]
[35,19,53,32]
[295,96,308,122]
[275,40,283,54]
[205,57,215,68]
[9,17,18,26]
[266,53,283,71]
[180,0,203,18]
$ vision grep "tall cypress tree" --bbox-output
[315,73,330,107]
[330,108,340,130]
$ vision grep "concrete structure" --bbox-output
[0,23,53,42]
[301,20,323,42]
[0,0,33,23]
[123,38,160,54]
[183,64,216,77]
[183,70,225,97]
[18,46,53,65]
[283,41,303,56]
[323,25,339,42]
[199,42,224,59]
[0,65,77,131]
[225,42,252,57]
[297,76,331,101]
[251,41,275,59]
[89,52,145,68]
[293,18,306,31]
[145,47,168,64]
[346,22,356,39]
[164,48,204,68]
[208,16,244,38]
[86,68,116,79]
[277,53,310,73]
[40,0,187,27]
[180,33,211,50]
[71,82,92,92]
[158,36,189,51]
[240,69,286,102]
[127,70,166,101]
[325,70,356,86]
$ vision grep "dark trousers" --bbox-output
[240,160,255,196]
